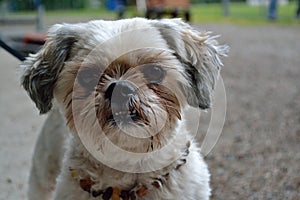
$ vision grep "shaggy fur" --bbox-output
[21,18,228,200]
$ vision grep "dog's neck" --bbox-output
[68,133,191,199]
[65,121,192,195]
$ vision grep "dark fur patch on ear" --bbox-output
[175,54,211,109]
[22,61,55,114]
[152,19,228,109]
[21,28,77,114]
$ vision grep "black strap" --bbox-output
[0,38,25,61]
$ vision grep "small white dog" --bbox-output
[21,18,227,200]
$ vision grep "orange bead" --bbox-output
[112,187,120,200]
[137,185,147,197]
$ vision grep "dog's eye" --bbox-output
[77,68,100,91]
[142,65,165,84]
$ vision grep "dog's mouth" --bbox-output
[108,106,148,126]
[112,109,141,121]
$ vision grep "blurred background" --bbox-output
[0,0,299,200]
[0,0,299,26]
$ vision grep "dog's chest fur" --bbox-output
[51,110,209,200]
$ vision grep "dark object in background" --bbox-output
[0,38,25,61]
[23,32,46,46]
[145,0,190,21]
[0,32,45,60]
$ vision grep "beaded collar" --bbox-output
[70,141,190,199]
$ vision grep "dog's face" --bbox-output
[21,18,227,153]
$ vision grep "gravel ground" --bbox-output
[203,24,300,200]
[0,19,299,200]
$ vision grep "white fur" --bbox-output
[24,18,228,200]
[29,108,210,200]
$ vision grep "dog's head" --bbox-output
[21,18,228,153]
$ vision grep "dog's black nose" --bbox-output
[105,81,136,104]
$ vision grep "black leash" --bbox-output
[0,38,26,61]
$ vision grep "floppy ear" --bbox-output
[21,24,78,114]
[153,19,228,109]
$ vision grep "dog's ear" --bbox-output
[153,19,228,109]
[21,24,78,114]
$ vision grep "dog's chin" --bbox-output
[104,104,152,130]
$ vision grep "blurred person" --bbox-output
[34,0,42,8]
[268,0,278,20]
[116,0,126,19]
[296,0,300,19]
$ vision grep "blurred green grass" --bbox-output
[191,2,299,25]
[10,2,300,26]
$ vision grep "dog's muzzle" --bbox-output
[105,81,142,124]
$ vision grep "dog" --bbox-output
[21,18,228,200]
